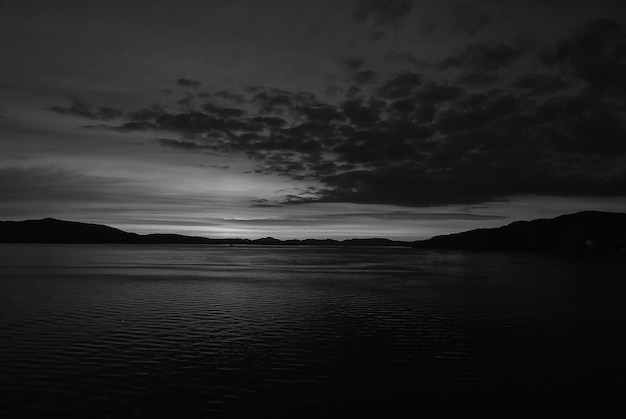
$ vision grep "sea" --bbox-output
[1,244,625,417]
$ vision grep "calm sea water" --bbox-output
[1,244,625,417]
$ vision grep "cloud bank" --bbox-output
[51,18,626,208]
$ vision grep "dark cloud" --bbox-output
[251,88,318,114]
[298,105,345,123]
[542,18,626,94]
[127,105,165,121]
[484,94,521,115]
[345,85,361,98]
[442,42,526,88]
[176,78,202,88]
[414,104,437,123]
[415,82,463,103]
[456,71,500,87]
[449,2,492,36]
[113,121,157,132]
[155,112,230,134]
[324,85,341,98]
[341,98,385,126]
[434,108,493,134]
[352,0,413,26]
[212,90,245,104]
[249,116,287,130]
[511,73,571,95]
[177,93,195,108]
[377,72,422,99]
[368,30,387,42]
[352,70,379,86]
[250,198,283,208]
[332,123,433,166]
[201,103,246,119]
[442,42,526,72]
[50,100,123,120]
[389,98,415,115]
[532,92,626,156]
[340,58,364,72]
[384,51,428,68]
[156,138,216,151]
[55,46,626,208]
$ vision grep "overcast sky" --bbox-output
[1,0,625,239]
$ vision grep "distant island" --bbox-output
[1,212,626,253]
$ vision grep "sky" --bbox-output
[1,0,626,239]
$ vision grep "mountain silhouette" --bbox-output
[2,212,626,252]
[0,218,139,243]
[0,218,410,246]
[413,211,626,253]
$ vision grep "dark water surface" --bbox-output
[1,244,625,417]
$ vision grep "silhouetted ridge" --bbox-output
[413,211,626,253]
[0,218,410,246]
[3,212,625,251]
[0,218,139,243]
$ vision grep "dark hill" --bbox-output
[0,218,140,243]
[413,211,626,253]
[0,218,247,245]
[0,218,410,246]
[4,212,625,251]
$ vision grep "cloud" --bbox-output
[532,92,626,156]
[156,138,217,152]
[434,108,492,134]
[415,82,463,103]
[541,18,626,94]
[111,106,248,135]
[49,100,123,120]
[511,73,571,95]
[176,78,202,88]
[201,102,247,119]
[340,58,364,71]
[440,41,527,88]
[377,72,422,99]
[341,98,385,126]
[249,116,288,130]
[442,42,526,72]
[53,56,626,208]
[352,70,379,86]
[352,0,413,26]
[112,121,158,132]
[384,51,429,69]
[298,104,345,123]
[212,90,245,104]
[127,105,166,121]
[449,2,492,36]
[250,87,318,114]
[368,30,387,42]
[456,71,500,87]
[250,198,284,208]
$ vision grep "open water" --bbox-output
[1,244,625,417]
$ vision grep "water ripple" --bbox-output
[1,244,626,416]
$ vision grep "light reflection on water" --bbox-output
[1,244,625,417]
